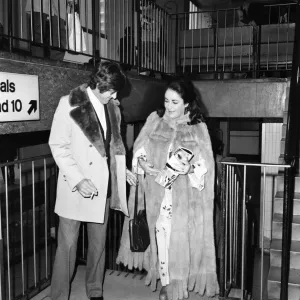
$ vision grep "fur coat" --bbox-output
[117,112,219,299]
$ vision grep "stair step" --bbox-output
[268,278,300,300]
[275,191,300,199]
[270,241,300,269]
[277,175,300,194]
[272,222,300,241]
[268,266,300,300]
[268,266,300,284]
[273,213,300,224]
[271,239,300,252]
[274,194,300,216]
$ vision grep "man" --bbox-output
[49,61,136,300]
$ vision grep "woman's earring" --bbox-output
[184,106,189,114]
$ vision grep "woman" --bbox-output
[117,79,219,300]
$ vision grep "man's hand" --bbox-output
[138,158,160,177]
[126,169,138,186]
[76,179,98,198]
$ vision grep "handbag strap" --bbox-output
[134,176,139,219]
[134,174,146,219]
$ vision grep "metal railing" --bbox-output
[219,160,291,300]
[173,2,297,76]
[0,155,57,300]
[0,0,297,77]
[136,0,172,73]
[0,154,139,300]
[0,0,173,73]
[281,1,300,300]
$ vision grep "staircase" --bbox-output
[267,107,300,300]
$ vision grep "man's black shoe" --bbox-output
[90,297,103,300]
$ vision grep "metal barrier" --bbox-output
[136,0,173,73]
[0,154,140,300]
[173,2,297,76]
[0,0,173,73]
[219,160,291,300]
[1,1,296,76]
[0,155,57,300]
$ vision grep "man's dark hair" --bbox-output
[88,61,126,93]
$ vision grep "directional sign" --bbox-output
[0,72,40,122]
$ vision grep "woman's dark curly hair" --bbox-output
[88,61,126,93]
[157,79,205,124]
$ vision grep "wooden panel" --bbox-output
[261,24,295,43]
[193,79,289,118]
[217,26,253,45]
[179,28,214,47]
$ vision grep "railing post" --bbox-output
[135,0,142,74]
[280,165,295,300]
[213,11,219,79]
[0,203,4,300]
[92,0,97,65]
[8,0,13,52]
[282,1,300,298]
[219,163,226,299]
[252,25,260,79]
[175,15,179,75]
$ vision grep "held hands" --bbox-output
[76,179,98,198]
[138,158,160,177]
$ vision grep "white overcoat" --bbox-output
[49,84,128,223]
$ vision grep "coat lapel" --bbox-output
[69,84,107,157]
[68,84,126,157]
[106,100,126,155]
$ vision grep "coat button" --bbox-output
[89,162,93,165]
[89,145,93,147]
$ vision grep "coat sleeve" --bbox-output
[49,96,85,191]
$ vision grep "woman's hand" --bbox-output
[126,169,138,186]
[138,158,160,177]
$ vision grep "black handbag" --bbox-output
[129,180,150,252]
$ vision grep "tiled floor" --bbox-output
[32,265,218,300]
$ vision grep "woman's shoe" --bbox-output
[159,286,168,300]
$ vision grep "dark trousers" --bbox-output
[50,200,109,300]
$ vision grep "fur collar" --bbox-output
[69,84,125,157]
